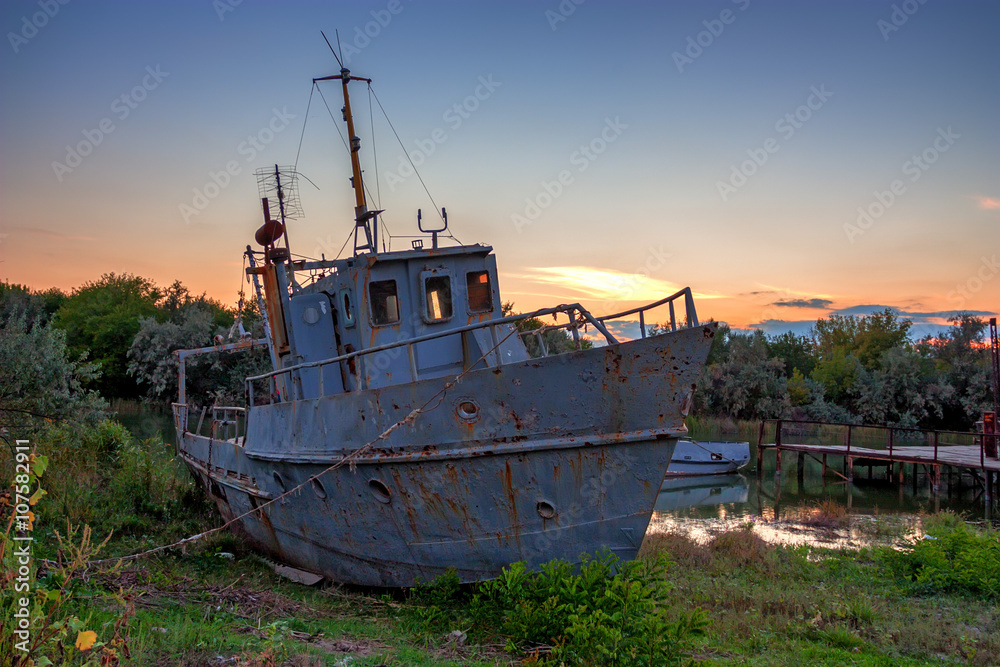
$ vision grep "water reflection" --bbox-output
[655,474,748,512]
[655,435,992,523]
[650,437,992,547]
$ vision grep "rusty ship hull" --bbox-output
[175,324,713,586]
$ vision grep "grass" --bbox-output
[48,519,996,666]
[5,418,999,665]
[639,520,1000,666]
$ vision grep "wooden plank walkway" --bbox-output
[758,443,1000,472]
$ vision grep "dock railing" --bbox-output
[758,418,999,468]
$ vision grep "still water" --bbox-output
[656,430,995,521]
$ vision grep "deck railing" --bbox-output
[596,287,699,339]
[245,302,616,406]
[244,290,700,407]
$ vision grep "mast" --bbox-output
[314,67,380,255]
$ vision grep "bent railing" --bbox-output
[245,302,617,405]
[596,287,699,340]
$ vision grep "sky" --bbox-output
[1,0,997,340]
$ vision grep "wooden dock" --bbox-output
[757,419,1000,514]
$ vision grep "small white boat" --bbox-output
[664,439,751,477]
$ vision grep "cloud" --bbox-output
[772,298,834,309]
[515,266,723,303]
[753,283,834,300]
[601,319,644,342]
[977,196,1000,210]
[8,227,96,242]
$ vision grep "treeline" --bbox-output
[1,276,994,435]
[685,310,995,431]
[0,275,267,434]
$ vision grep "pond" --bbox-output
[647,421,997,547]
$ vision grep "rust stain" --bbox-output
[503,460,518,528]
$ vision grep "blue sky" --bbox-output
[1,0,997,340]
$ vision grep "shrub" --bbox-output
[880,513,1000,598]
[471,551,708,666]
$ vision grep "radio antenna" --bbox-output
[321,30,343,68]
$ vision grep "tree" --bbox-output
[767,331,816,378]
[51,274,162,398]
[0,315,106,437]
[917,314,993,429]
[128,295,268,406]
[0,282,65,328]
[695,330,789,421]
[853,346,936,427]
[813,309,911,370]
[811,348,864,408]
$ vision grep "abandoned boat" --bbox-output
[172,63,716,586]
[664,439,752,477]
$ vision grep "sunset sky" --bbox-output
[1,0,997,340]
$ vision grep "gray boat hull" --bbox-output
[177,324,714,586]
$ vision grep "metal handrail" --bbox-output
[596,287,699,339]
[245,302,615,395]
[242,291,703,405]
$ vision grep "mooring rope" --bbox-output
[682,438,748,467]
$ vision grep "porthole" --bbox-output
[340,288,355,328]
[312,477,327,499]
[536,500,556,519]
[457,400,480,421]
[368,479,392,504]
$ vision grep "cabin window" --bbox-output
[421,272,453,323]
[466,270,492,313]
[369,279,399,325]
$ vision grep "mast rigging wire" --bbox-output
[368,86,461,245]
